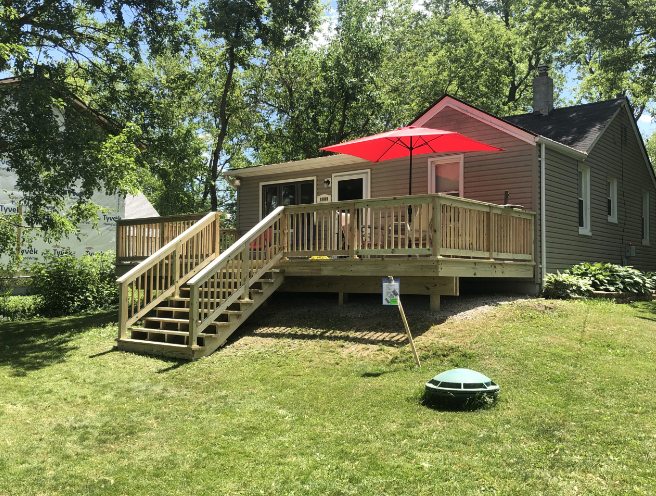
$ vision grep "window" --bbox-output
[578,164,591,235]
[429,156,463,197]
[643,191,650,246]
[261,180,314,218]
[607,177,617,223]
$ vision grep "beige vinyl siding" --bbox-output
[237,157,431,234]
[237,106,539,234]
[544,108,656,272]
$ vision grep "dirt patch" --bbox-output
[221,292,536,355]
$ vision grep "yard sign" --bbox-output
[383,276,420,367]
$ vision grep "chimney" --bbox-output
[532,64,553,115]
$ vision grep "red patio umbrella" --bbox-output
[320,126,504,196]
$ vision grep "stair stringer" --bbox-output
[198,270,285,357]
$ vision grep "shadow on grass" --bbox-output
[232,292,446,347]
[633,300,656,322]
[0,311,115,375]
[156,361,187,374]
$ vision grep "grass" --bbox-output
[1,294,655,495]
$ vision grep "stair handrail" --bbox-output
[117,211,220,340]
[186,206,285,348]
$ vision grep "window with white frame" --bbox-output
[643,191,650,245]
[578,164,591,235]
[428,155,463,197]
[607,177,617,223]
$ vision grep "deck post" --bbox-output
[159,218,166,251]
[348,202,357,259]
[430,293,440,313]
[189,285,199,349]
[118,282,128,340]
[431,196,441,258]
[214,212,221,255]
[338,292,348,305]
[488,208,495,259]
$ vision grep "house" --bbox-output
[115,68,655,359]
[0,77,159,265]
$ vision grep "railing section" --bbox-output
[186,206,285,348]
[116,213,208,263]
[283,194,533,261]
[116,212,220,340]
[219,229,241,252]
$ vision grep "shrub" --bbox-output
[566,262,651,295]
[30,251,118,317]
[542,272,593,299]
[0,296,39,321]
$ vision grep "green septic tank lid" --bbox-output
[425,368,499,398]
[433,368,492,384]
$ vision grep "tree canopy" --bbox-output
[2,0,656,263]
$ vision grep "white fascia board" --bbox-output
[535,136,587,160]
[412,97,537,145]
[224,154,367,179]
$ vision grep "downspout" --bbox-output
[540,143,547,287]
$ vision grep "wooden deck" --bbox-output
[115,194,535,359]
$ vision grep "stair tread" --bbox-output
[144,316,189,323]
[130,327,218,338]
[118,338,203,350]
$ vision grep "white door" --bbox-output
[331,171,370,250]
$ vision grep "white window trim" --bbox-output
[258,176,316,221]
[427,154,464,197]
[607,176,618,223]
[578,163,591,236]
[331,169,371,201]
[643,190,650,246]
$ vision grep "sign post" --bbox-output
[383,276,421,367]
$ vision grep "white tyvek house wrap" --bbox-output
[0,156,126,264]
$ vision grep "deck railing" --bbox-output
[116,213,209,263]
[186,207,284,348]
[283,194,534,261]
[116,212,221,340]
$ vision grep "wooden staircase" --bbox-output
[117,269,283,359]
[116,207,285,360]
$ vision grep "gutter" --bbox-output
[535,136,587,160]
[540,143,547,287]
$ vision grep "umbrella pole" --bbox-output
[407,147,413,245]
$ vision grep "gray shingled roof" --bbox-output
[502,98,625,153]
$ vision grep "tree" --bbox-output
[0,0,184,260]
[198,0,321,211]
[255,0,402,164]
[555,0,656,119]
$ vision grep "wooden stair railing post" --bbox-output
[241,244,250,289]
[214,212,221,255]
[172,242,181,295]
[188,285,199,349]
[282,211,289,257]
[118,282,128,340]
[432,196,441,258]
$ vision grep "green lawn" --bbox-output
[1,294,655,495]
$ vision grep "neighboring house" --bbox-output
[0,77,159,264]
[227,68,656,288]
[114,68,655,359]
